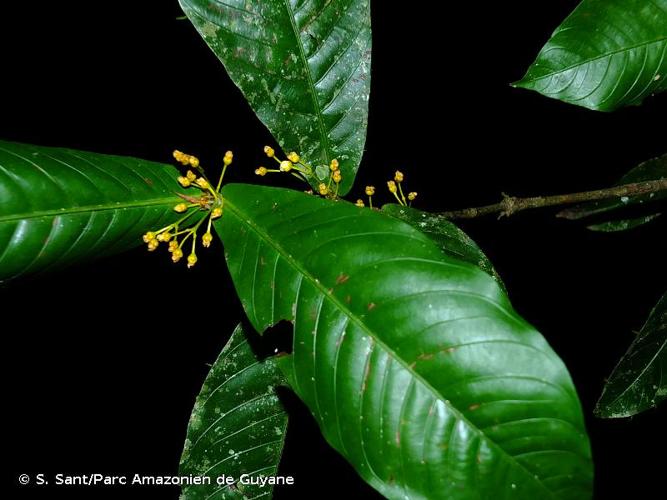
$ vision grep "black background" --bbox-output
[2,1,665,498]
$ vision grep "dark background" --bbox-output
[2,1,665,498]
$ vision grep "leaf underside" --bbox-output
[179,0,372,195]
[382,204,506,293]
[515,0,667,111]
[216,184,593,499]
[0,141,187,283]
[180,323,289,499]
[558,154,667,231]
[596,292,666,418]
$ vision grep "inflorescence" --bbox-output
[142,150,232,268]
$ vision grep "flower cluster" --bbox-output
[142,150,231,268]
[255,146,342,198]
[387,170,417,207]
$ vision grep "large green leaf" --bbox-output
[383,204,506,292]
[514,0,667,111]
[557,154,667,231]
[595,292,666,418]
[215,184,593,499]
[0,140,188,282]
[180,323,289,499]
[178,0,371,194]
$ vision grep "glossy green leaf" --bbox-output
[383,204,506,292]
[179,0,371,195]
[558,154,667,230]
[0,140,188,283]
[215,184,593,499]
[180,323,289,498]
[595,292,666,418]
[514,0,667,111]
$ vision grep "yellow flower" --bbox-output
[142,231,156,243]
[330,159,339,171]
[264,146,275,158]
[168,240,179,253]
[211,207,223,219]
[174,203,188,213]
[202,232,213,248]
[287,152,300,163]
[224,151,233,166]
[365,186,375,196]
[332,171,342,184]
[394,170,404,183]
[387,180,397,193]
[195,178,210,189]
[157,231,172,242]
[171,248,184,263]
[318,183,329,195]
[189,156,200,168]
[187,253,198,268]
[186,170,197,182]
[355,199,365,207]
[177,176,191,187]
[408,192,418,201]
[280,160,293,172]
[255,166,268,176]
[147,239,159,252]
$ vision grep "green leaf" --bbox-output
[586,213,662,232]
[180,323,289,499]
[595,292,666,418]
[0,140,187,283]
[179,0,372,195]
[514,0,667,111]
[557,154,667,227]
[382,204,506,292]
[215,184,593,499]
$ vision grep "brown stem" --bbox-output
[436,179,667,220]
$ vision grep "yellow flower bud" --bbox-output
[195,178,210,189]
[318,183,329,196]
[143,231,156,243]
[332,171,342,183]
[174,203,188,213]
[157,231,172,242]
[365,186,375,196]
[330,159,339,171]
[211,207,223,219]
[264,146,275,158]
[171,248,184,263]
[147,238,159,252]
[408,192,418,201]
[186,170,197,182]
[279,160,293,172]
[355,199,365,207]
[387,180,397,193]
[187,253,198,268]
[287,152,300,163]
[202,232,213,248]
[189,156,200,168]
[255,166,268,176]
[177,176,191,187]
[224,151,233,166]
[394,170,404,183]
[168,240,179,253]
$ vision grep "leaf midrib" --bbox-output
[0,197,181,224]
[282,0,332,166]
[520,36,667,84]
[222,196,557,497]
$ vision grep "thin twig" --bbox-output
[436,179,667,220]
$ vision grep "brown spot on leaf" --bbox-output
[418,353,434,361]
[335,273,349,285]
[367,302,376,311]
[345,295,352,304]
[144,177,153,186]
[469,403,481,411]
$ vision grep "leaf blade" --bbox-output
[216,185,593,499]
[178,0,372,194]
[0,140,187,282]
[515,0,667,111]
[180,323,289,499]
[595,292,666,418]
